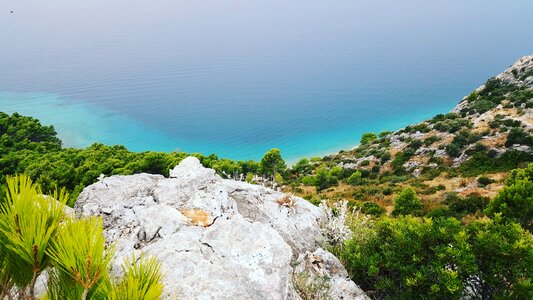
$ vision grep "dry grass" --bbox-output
[276,194,298,209]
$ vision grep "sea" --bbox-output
[1,0,532,163]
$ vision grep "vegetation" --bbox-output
[485,163,533,230]
[360,132,378,145]
[0,175,163,299]
[339,215,532,299]
[392,187,423,216]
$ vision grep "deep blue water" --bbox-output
[1,0,532,162]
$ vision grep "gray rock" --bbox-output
[294,248,370,300]
[74,156,367,299]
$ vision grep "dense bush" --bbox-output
[361,202,386,217]
[462,78,519,114]
[392,187,423,216]
[477,176,495,186]
[445,130,482,158]
[485,163,533,230]
[430,113,471,133]
[438,192,489,219]
[505,128,533,147]
[459,150,533,176]
[347,171,363,186]
[339,216,533,299]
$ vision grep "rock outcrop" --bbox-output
[75,157,368,299]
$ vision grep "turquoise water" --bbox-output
[1,0,532,162]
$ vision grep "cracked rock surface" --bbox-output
[75,156,368,299]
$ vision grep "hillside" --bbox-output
[289,55,533,216]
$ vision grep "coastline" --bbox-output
[1,90,460,164]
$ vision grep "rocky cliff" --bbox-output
[75,157,368,299]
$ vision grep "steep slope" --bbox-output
[294,55,533,212]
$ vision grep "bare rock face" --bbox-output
[75,157,368,299]
[294,248,368,299]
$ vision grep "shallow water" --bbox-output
[1,0,532,162]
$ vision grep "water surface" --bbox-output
[1,0,532,161]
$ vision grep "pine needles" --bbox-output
[0,175,67,297]
[47,217,114,300]
[106,255,164,300]
[0,175,165,300]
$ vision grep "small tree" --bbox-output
[360,132,377,145]
[392,187,423,216]
[260,148,286,180]
[347,171,362,186]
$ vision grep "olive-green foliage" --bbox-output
[259,148,286,178]
[445,130,482,158]
[291,158,313,177]
[392,187,423,216]
[430,113,470,133]
[339,216,533,299]
[444,193,488,218]
[360,132,377,145]
[462,78,519,114]
[466,216,533,299]
[346,171,362,186]
[505,127,533,147]
[485,163,533,230]
[0,175,67,296]
[361,202,385,217]
[340,217,476,299]
[314,165,338,191]
[459,149,533,176]
[477,176,494,187]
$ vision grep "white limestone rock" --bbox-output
[74,156,367,299]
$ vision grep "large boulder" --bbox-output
[75,157,369,299]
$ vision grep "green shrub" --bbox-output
[485,164,533,230]
[477,176,495,186]
[505,128,533,147]
[467,217,533,299]
[347,171,363,186]
[340,217,476,299]
[360,132,377,145]
[444,193,489,218]
[459,150,533,176]
[392,187,423,216]
[361,202,386,217]
[301,175,316,186]
[339,216,533,299]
